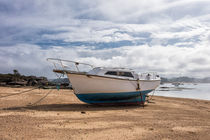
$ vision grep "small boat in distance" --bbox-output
[47,58,161,105]
[172,82,184,87]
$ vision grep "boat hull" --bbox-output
[76,90,152,105]
[67,73,160,104]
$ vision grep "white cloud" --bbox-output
[43,24,139,43]
[1,0,210,78]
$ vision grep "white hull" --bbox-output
[67,73,160,94]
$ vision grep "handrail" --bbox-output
[47,58,94,72]
[47,58,94,67]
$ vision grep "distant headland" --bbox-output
[1,70,210,87]
[0,70,70,88]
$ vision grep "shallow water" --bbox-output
[154,83,210,101]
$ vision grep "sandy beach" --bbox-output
[0,87,210,140]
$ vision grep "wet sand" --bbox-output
[0,87,210,140]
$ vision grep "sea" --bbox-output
[154,83,210,101]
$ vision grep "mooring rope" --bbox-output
[146,89,156,103]
[149,90,156,100]
[0,87,39,98]
[28,89,53,106]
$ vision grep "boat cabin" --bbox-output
[88,67,138,79]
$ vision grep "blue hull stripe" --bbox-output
[76,90,153,104]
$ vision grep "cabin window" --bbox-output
[105,71,134,78]
[105,71,118,76]
[118,72,134,78]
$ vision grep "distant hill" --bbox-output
[201,77,210,83]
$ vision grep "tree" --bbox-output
[13,69,20,82]
[13,69,20,76]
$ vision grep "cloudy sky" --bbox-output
[1,0,210,78]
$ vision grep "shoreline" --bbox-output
[153,95,210,102]
[0,87,210,139]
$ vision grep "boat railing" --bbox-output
[47,58,94,73]
[139,72,160,80]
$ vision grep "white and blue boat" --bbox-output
[48,58,161,105]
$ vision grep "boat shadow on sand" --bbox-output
[2,103,148,112]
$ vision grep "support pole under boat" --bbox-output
[137,79,144,107]
[140,92,144,108]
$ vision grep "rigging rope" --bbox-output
[28,89,53,106]
[0,87,39,98]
